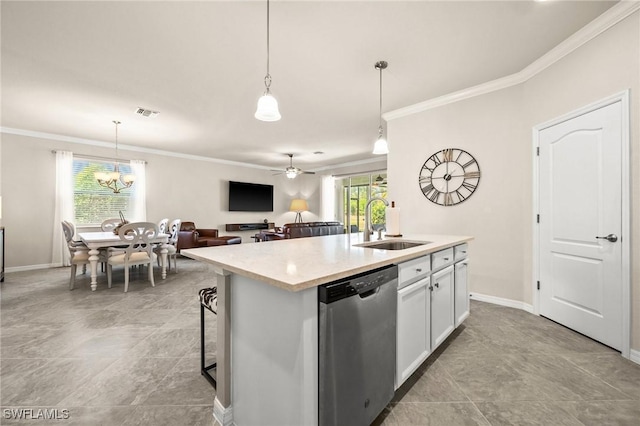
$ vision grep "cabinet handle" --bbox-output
[429,285,433,291]
[416,268,422,273]
[434,282,439,288]
[444,257,450,261]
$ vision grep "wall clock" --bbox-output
[418,148,481,206]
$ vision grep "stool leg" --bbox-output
[200,304,205,374]
[200,304,217,387]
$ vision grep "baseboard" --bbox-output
[630,349,640,366]
[213,397,233,426]
[5,263,59,274]
[469,292,534,313]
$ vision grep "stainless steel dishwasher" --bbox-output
[319,265,398,426]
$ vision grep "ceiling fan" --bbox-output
[271,154,316,179]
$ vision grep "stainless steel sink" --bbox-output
[354,240,431,250]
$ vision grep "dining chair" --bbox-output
[106,222,158,292]
[61,221,90,290]
[101,218,122,232]
[157,218,169,234]
[155,218,181,273]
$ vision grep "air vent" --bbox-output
[135,107,160,118]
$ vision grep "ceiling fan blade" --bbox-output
[300,171,316,175]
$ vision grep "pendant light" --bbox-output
[95,120,135,193]
[372,60,389,155]
[255,0,281,121]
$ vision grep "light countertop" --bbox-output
[181,233,472,292]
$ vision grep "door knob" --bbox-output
[595,234,618,243]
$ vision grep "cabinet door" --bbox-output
[455,260,469,326]
[431,265,455,350]
[396,276,430,389]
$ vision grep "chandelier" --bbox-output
[95,120,135,193]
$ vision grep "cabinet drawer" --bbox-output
[398,256,430,289]
[454,243,468,261]
[431,248,454,271]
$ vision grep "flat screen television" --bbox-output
[228,181,274,212]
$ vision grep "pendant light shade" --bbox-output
[255,92,281,121]
[255,0,281,122]
[372,60,389,155]
[373,136,389,155]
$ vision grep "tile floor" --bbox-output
[2,259,640,425]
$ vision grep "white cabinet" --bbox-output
[396,276,430,389]
[395,245,468,388]
[454,257,469,327]
[396,255,430,389]
[430,265,455,350]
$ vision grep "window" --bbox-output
[339,172,387,232]
[72,158,134,225]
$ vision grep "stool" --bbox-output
[198,287,218,387]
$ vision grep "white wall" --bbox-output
[0,132,321,269]
[388,12,640,348]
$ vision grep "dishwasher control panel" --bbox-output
[319,265,398,304]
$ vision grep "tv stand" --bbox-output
[226,223,275,232]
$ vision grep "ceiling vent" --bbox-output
[135,107,160,118]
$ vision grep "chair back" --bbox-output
[158,218,169,234]
[118,222,159,261]
[61,220,75,244]
[101,218,122,232]
[168,219,182,246]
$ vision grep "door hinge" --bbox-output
[537,281,540,290]
[536,147,540,156]
[536,214,540,223]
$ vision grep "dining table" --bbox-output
[78,231,170,291]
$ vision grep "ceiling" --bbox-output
[1,1,617,171]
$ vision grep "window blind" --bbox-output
[72,158,134,226]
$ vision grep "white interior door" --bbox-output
[538,99,624,351]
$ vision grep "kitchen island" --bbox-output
[182,232,472,426]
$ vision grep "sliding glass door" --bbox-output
[339,173,387,233]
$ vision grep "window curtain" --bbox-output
[129,160,147,222]
[320,175,336,222]
[52,150,74,266]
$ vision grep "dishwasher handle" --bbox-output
[359,287,380,299]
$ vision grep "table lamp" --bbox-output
[289,199,308,223]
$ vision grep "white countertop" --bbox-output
[181,233,472,292]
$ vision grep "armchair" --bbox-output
[177,222,241,251]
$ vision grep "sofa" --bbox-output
[260,222,344,241]
[177,222,242,251]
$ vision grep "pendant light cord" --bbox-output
[113,120,121,166]
[379,65,383,129]
[264,0,272,91]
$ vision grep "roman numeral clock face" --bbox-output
[418,148,481,206]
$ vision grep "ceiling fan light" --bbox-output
[285,169,298,179]
[373,137,389,155]
[255,93,281,122]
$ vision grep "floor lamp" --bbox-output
[290,199,308,223]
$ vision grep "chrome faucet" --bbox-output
[364,197,389,242]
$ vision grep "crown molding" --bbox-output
[0,126,273,171]
[384,1,640,121]
[1,126,385,174]
[310,156,387,173]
